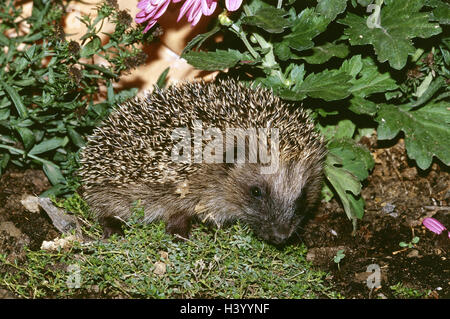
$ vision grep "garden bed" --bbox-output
[0,135,448,299]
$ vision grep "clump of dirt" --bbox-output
[303,136,449,299]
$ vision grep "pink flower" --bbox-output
[177,0,217,26]
[225,0,243,11]
[136,0,243,31]
[135,0,172,33]
[422,217,450,238]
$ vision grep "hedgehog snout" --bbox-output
[258,223,293,245]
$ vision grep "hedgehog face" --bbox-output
[226,161,321,245]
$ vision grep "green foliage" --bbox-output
[399,236,420,248]
[280,68,353,101]
[301,42,349,64]
[339,0,442,70]
[242,7,292,33]
[389,282,431,298]
[0,0,154,195]
[0,195,339,299]
[182,0,449,227]
[333,249,346,266]
[376,102,450,169]
[182,49,253,70]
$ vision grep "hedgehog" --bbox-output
[79,79,327,244]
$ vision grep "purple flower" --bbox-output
[135,0,172,33]
[136,0,243,31]
[177,0,217,26]
[422,217,450,238]
[225,0,243,11]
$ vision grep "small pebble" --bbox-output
[382,203,395,214]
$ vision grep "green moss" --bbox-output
[0,194,339,299]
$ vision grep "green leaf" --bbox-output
[114,88,139,104]
[253,75,286,93]
[182,49,253,71]
[429,0,450,24]
[0,108,10,120]
[339,0,442,69]
[67,127,85,148]
[1,82,28,118]
[25,44,37,61]
[39,184,69,197]
[321,183,334,202]
[333,249,346,263]
[0,153,10,169]
[156,67,170,89]
[283,8,329,51]
[316,0,348,21]
[273,42,292,61]
[357,0,372,6]
[42,162,66,185]
[80,36,102,58]
[325,153,364,222]
[413,73,433,98]
[341,55,397,115]
[376,102,450,169]
[242,8,292,33]
[280,69,352,101]
[319,119,356,140]
[349,96,378,116]
[301,42,349,64]
[29,137,69,155]
[339,54,363,77]
[15,126,35,151]
[0,33,9,46]
[411,76,446,108]
[347,57,398,97]
[181,25,221,55]
[328,138,374,181]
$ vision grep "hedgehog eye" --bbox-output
[250,186,262,198]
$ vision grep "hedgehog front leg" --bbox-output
[165,210,193,239]
[100,216,125,238]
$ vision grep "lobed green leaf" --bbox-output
[242,8,292,33]
[182,49,253,71]
[339,0,442,69]
[376,101,450,169]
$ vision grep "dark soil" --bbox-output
[303,136,449,299]
[0,137,448,299]
[0,169,59,255]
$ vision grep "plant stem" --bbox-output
[241,5,283,79]
[230,24,259,60]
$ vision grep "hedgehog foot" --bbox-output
[165,211,192,241]
[100,216,125,238]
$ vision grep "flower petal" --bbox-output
[201,0,217,16]
[153,0,171,19]
[137,0,151,10]
[135,10,153,23]
[225,0,242,11]
[178,0,196,22]
[187,0,201,21]
[143,19,157,33]
[191,6,203,25]
[422,217,447,235]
